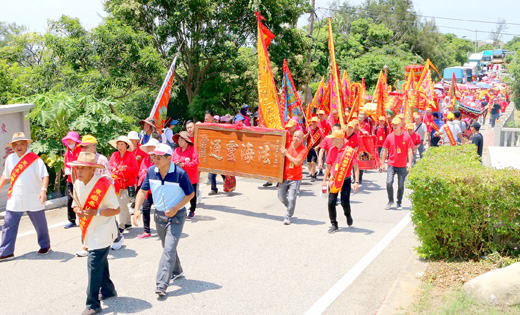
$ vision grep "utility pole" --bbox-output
[303,0,316,106]
[475,30,477,53]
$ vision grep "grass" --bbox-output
[405,257,520,315]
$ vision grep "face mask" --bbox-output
[68,144,76,150]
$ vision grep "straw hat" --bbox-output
[7,132,33,147]
[109,136,134,151]
[139,117,157,130]
[173,131,193,145]
[66,152,104,169]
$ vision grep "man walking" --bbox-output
[470,122,484,160]
[380,118,414,210]
[0,132,50,261]
[490,98,501,128]
[322,129,360,233]
[278,130,307,225]
[304,117,322,182]
[133,144,194,296]
[69,152,120,315]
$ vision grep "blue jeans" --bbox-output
[278,180,301,218]
[0,210,50,256]
[386,166,407,204]
[154,208,186,289]
[490,113,500,128]
[209,173,225,193]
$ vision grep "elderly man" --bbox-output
[0,132,50,261]
[134,144,194,296]
[278,130,308,225]
[69,152,120,315]
[76,135,124,257]
[380,117,414,210]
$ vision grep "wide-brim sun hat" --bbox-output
[139,117,157,130]
[66,152,104,169]
[173,131,193,145]
[128,131,140,140]
[141,138,160,148]
[7,132,33,147]
[109,136,134,152]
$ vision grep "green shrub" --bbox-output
[408,145,520,260]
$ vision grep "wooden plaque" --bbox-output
[195,123,287,183]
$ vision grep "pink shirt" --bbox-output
[171,145,200,184]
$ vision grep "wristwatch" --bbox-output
[96,209,101,217]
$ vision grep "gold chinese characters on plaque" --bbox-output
[195,124,287,183]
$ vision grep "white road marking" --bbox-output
[16,221,69,238]
[305,212,412,315]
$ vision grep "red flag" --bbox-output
[150,56,177,133]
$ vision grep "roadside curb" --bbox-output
[377,250,428,314]
[0,197,67,219]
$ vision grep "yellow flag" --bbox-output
[257,12,284,129]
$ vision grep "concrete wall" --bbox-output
[0,104,35,209]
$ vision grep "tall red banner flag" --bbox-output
[149,55,178,133]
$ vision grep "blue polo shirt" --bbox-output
[141,162,194,212]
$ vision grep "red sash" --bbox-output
[80,177,111,243]
[444,125,457,146]
[8,152,39,199]
[431,121,440,132]
[329,146,356,193]
[307,128,322,151]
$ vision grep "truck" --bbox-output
[492,49,505,64]
[443,67,466,84]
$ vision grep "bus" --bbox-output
[492,49,506,64]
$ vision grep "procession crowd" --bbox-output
[0,78,508,314]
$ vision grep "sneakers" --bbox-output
[187,211,195,219]
[385,201,394,210]
[208,190,218,195]
[38,247,51,255]
[283,217,291,225]
[311,176,316,182]
[112,235,124,250]
[81,308,101,315]
[137,233,151,239]
[396,203,403,210]
[155,287,166,296]
[346,215,353,227]
[171,272,184,281]
[328,225,339,234]
[262,182,273,187]
[64,222,77,229]
[318,170,324,176]
[124,224,132,230]
[0,254,14,262]
[76,249,88,257]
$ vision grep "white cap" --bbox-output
[142,138,160,148]
[150,143,173,156]
[128,131,139,140]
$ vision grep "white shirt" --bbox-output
[414,122,427,140]
[440,122,462,144]
[72,174,120,250]
[164,127,174,144]
[3,150,49,212]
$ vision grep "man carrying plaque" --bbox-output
[322,129,360,233]
[0,132,50,261]
[278,130,308,225]
[69,152,120,315]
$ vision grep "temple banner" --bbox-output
[195,124,287,183]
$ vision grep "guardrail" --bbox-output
[494,102,519,146]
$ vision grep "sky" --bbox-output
[1,0,519,43]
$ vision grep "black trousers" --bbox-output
[86,246,116,309]
[66,182,76,223]
[189,183,198,212]
[141,193,154,234]
[327,177,352,226]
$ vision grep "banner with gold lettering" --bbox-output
[328,19,345,129]
[79,177,111,243]
[281,59,305,126]
[444,124,457,146]
[8,152,39,199]
[257,12,284,129]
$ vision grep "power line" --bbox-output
[314,7,520,37]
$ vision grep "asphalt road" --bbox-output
[0,168,416,315]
